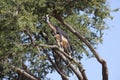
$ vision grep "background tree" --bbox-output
[0,0,112,80]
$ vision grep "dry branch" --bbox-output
[55,50,83,80]
[38,43,88,80]
[54,15,108,80]
[36,43,86,80]
[45,51,69,80]
[11,65,38,80]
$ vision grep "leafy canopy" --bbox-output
[0,0,111,79]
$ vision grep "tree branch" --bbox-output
[57,47,88,80]
[16,41,88,80]
[22,29,88,80]
[54,15,108,80]
[55,50,83,80]
[11,65,38,80]
[35,43,84,80]
[21,63,41,80]
[23,30,41,54]
[39,44,87,80]
[45,51,69,80]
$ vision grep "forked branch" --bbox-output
[53,15,108,80]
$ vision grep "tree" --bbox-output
[0,0,111,80]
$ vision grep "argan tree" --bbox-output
[0,0,112,80]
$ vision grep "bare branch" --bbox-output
[45,51,69,80]
[57,47,88,80]
[11,65,38,80]
[55,50,83,80]
[53,15,108,80]
[34,43,84,80]
[22,63,40,80]
[57,51,83,80]
[39,43,87,80]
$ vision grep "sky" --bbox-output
[47,0,120,80]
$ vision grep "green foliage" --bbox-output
[0,0,111,79]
